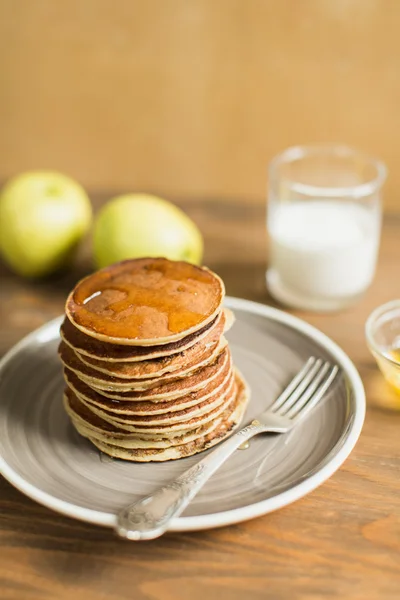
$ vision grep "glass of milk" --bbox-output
[267,145,387,311]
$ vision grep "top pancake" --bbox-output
[60,308,234,363]
[66,258,225,345]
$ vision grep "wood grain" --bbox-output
[1,1,400,210]
[1,199,400,599]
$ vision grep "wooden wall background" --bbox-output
[1,0,399,210]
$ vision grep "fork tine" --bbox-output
[269,357,317,412]
[272,358,323,415]
[284,361,331,418]
[288,364,339,420]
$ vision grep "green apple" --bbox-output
[93,194,203,268]
[0,171,92,277]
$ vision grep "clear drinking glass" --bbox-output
[266,145,387,311]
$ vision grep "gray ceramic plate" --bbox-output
[0,297,365,531]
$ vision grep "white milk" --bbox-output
[267,201,380,310]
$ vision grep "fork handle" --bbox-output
[115,421,266,540]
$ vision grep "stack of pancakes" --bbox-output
[59,258,249,462]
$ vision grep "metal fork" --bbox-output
[115,357,339,540]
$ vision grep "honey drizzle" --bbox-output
[238,440,250,450]
[71,259,222,339]
[381,347,400,394]
[388,348,400,363]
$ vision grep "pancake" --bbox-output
[64,362,232,414]
[59,338,228,392]
[74,309,226,379]
[66,375,235,430]
[63,393,210,441]
[60,257,250,463]
[60,308,235,362]
[64,373,238,434]
[66,258,225,346]
[63,347,231,402]
[85,372,249,461]
[68,372,235,426]
[71,415,223,449]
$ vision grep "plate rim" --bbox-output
[0,296,365,531]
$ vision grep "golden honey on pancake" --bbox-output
[66,258,225,346]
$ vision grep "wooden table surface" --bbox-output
[1,198,399,600]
